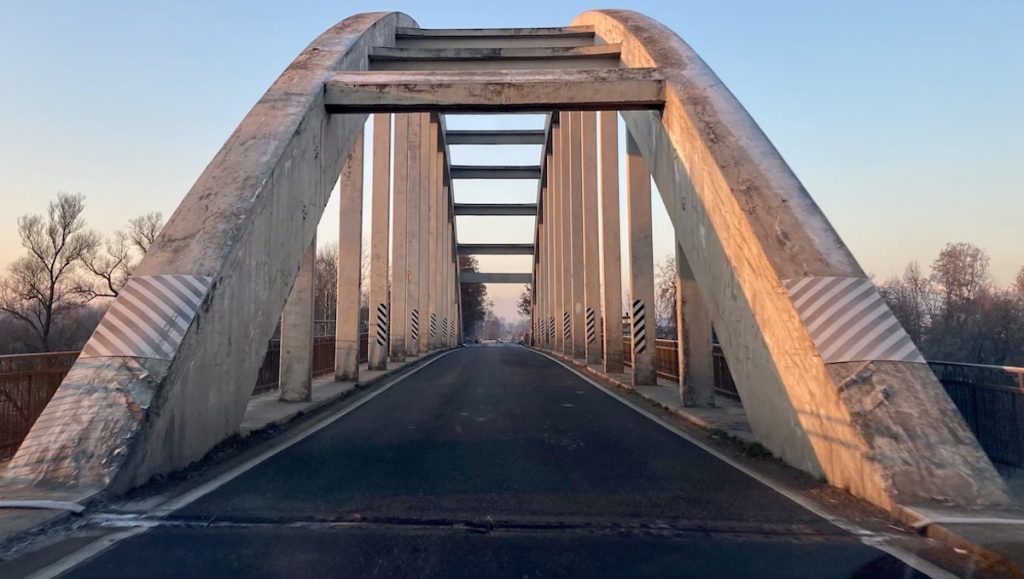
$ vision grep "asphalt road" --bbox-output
[62,346,929,578]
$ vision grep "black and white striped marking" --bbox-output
[374,303,389,347]
[410,309,419,342]
[429,313,437,338]
[441,318,448,341]
[782,276,925,364]
[563,311,571,340]
[549,317,555,340]
[81,275,213,360]
[586,307,596,344]
[632,299,647,355]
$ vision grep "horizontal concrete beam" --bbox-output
[395,27,595,49]
[446,130,546,145]
[450,165,540,179]
[457,243,534,255]
[368,45,621,71]
[454,203,537,216]
[324,68,665,113]
[460,272,533,284]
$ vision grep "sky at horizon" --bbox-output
[1,1,1022,322]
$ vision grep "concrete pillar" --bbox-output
[390,114,409,362]
[406,114,422,356]
[546,142,556,350]
[580,111,602,365]
[626,130,657,386]
[417,114,432,354]
[551,120,564,354]
[368,114,391,371]
[426,119,439,351]
[599,112,624,374]
[676,242,716,406]
[335,129,364,381]
[279,235,315,402]
[559,115,573,357]
[568,112,586,361]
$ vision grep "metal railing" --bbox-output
[0,334,370,459]
[620,337,739,398]
[619,337,1024,469]
[0,351,79,459]
[928,361,1024,468]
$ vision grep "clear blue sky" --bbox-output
[1,1,1022,320]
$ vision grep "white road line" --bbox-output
[26,350,457,578]
[534,349,957,579]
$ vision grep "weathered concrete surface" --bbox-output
[1,12,415,497]
[573,9,1009,510]
[279,237,315,402]
[324,68,664,113]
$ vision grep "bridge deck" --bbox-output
[53,347,924,578]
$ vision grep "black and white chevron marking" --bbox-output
[441,318,448,341]
[548,317,555,340]
[81,274,213,360]
[586,307,596,344]
[410,309,419,342]
[429,313,437,338]
[783,276,925,364]
[631,299,647,355]
[374,303,388,347]
[563,311,570,340]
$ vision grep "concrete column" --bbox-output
[336,129,364,381]
[418,114,432,354]
[599,112,624,373]
[580,111,602,365]
[546,141,556,351]
[279,235,315,402]
[406,114,422,357]
[625,130,657,386]
[551,120,564,353]
[390,114,409,362]
[368,114,391,371]
[676,242,716,406]
[568,112,586,361]
[559,115,573,357]
[426,118,439,351]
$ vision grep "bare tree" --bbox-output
[314,243,338,322]
[0,193,99,351]
[79,230,133,299]
[127,212,164,255]
[655,254,677,338]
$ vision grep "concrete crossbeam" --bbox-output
[460,272,532,284]
[324,68,665,113]
[368,45,621,71]
[454,203,537,216]
[450,165,541,179]
[446,129,545,145]
[395,26,595,49]
[457,243,534,255]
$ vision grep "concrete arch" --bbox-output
[2,12,415,496]
[2,9,1007,514]
[573,9,1007,508]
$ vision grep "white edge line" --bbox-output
[534,349,957,579]
[27,350,457,579]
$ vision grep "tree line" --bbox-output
[649,242,1024,367]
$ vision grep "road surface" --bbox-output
[57,346,929,578]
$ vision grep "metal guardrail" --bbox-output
[0,334,370,459]
[620,338,1024,469]
[620,337,739,399]
[0,351,79,459]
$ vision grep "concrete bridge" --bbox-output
[0,10,1017,577]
